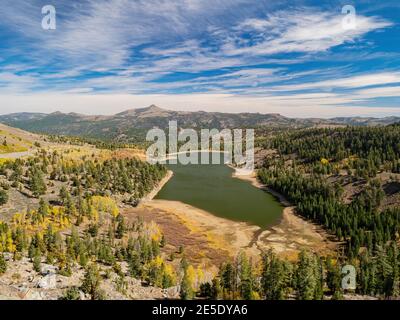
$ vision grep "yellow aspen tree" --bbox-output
[186,265,197,291]
[6,230,15,253]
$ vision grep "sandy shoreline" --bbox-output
[142,170,174,201]
[151,150,229,162]
[230,167,291,207]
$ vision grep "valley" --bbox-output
[0,107,399,300]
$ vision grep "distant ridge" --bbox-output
[1,105,399,142]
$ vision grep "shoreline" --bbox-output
[142,170,174,202]
[230,166,291,207]
[150,150,229,162]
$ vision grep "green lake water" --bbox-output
[155,152,283,228]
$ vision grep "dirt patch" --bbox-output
[0,188,39,222]
[123,200,256,269]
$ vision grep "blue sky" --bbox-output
[0,0,399,117]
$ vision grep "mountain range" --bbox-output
[1,105,399,142]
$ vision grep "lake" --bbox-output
[155,152,283,228]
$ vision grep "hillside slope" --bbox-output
[0,123,47,155]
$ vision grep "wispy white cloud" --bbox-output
[222,9,392,56]
[354,86,400,98]
[271,72,400,91]
[0,0,256,69]
[0,72,39,94]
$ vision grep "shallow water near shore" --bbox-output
[155,152,283,228]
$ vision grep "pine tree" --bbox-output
[115,216,126,239]
[295,250,320,300]
[45,224,58,253]
[220,262,234,299]
[180,269,195,300]
[128,252,141,278]
[326,257,343,300]
[81,264,105,300]
[199,282,212,298]
[60,287,81,300]
[29,168,47,197]
[237,252,254,299]
[38,198,49,218]
[211,278,222,299]
[0,189,8,206]
[33,251,41,273]
[376,245,393,296]
[389,243,400,298]
[59,186,68,204]
[0,254,7,275]
[261,250,292,300]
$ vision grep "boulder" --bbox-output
[3,253,13,261]
[79,290,86,300]
[37,274,57,289]
[166,285,180,297]
[40,264,58,276]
